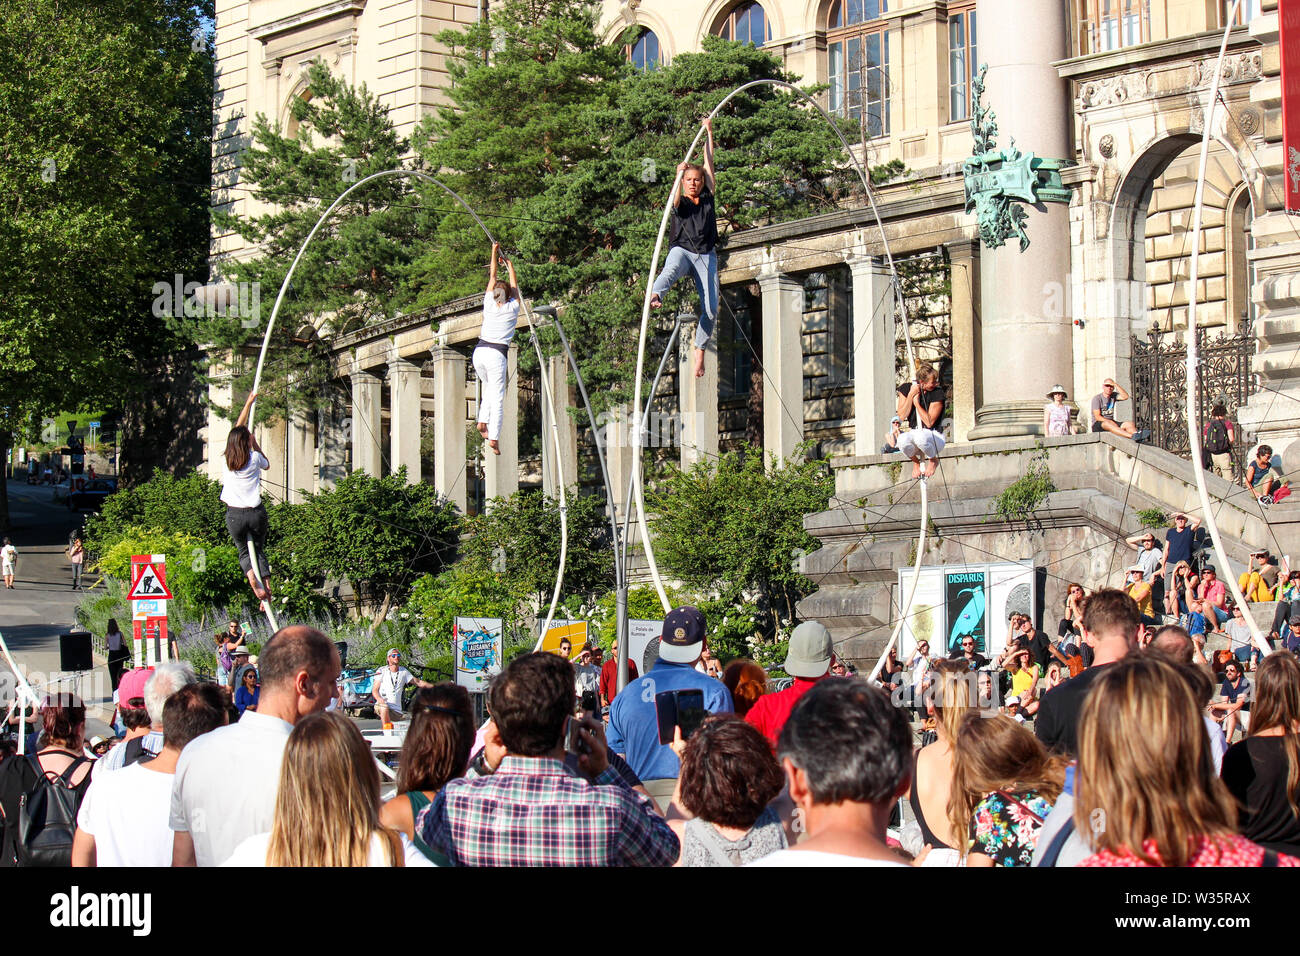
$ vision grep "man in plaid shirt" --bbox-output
[417,652,679,866]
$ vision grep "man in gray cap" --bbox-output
[745,620,835,749]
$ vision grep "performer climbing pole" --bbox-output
[220,389,275,622]
[648,117,719,380]
[475,242,520,457]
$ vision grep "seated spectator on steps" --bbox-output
[1209,659,1252,743]
[1240,550,1280,603]
[881,416,902,455]
[1245,445,1282,504]
[1190,565,1229,629]
[1123,566,1159,627]
[1089,379,1146,441]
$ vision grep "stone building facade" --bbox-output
[205,2,1296,655]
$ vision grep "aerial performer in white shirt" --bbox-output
[221,391,272,602]
[474,242,521,456]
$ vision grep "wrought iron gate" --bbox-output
[1130,321,1258,480]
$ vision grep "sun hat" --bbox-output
[1046,385,1067,398]
[783,621,834,679]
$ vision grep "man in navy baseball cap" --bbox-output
[606,605,733,811]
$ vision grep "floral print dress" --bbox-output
[969,789,1055,866]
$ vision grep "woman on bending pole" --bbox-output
[650,118,718,379]
[474,242,520,456]
[222,390,272,602]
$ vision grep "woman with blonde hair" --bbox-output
[906,660,974,865]
[1222,652,1300,855]
[223,712,431,867]
[948,713,1066,866]
[721,659,768,718]
[1078,655,1298,866]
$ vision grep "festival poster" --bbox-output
[626,619,663,673]
[986,562,1036,660]
[538,620,588,658]
[454,617,503,691]
[944,570,989,655]
[895,569,946,660]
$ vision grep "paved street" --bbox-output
[1,478,114,736]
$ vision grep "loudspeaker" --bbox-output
[59,632,93,672]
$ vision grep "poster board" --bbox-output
[538,620,589,658]
[626,619,663,674]
[897,561,1035,660]
[454,617,503,691]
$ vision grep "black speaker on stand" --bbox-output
[59,632,93,672]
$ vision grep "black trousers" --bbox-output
[226,504,270,579]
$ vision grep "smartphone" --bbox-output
[655,689,708,745]
[565,716,584,755]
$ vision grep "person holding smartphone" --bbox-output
[607,606,733,812]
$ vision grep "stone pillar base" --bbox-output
[967,401,1050,441]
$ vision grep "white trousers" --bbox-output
[897,427,946,460]
[473,345,509,442]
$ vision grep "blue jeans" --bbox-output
[652,247,718,348]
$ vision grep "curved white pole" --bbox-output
[0,629,46,755]
[869,476,928,681]
[528,299,569,647]
[243,169,568,636]
[631,79,918,612]
[1185,0,1268,658]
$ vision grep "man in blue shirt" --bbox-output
[606,605,732,810]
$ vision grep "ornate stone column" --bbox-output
[759,272,805,464]
[849,256,897,456]
[967,0,1074,440]
[946,239,982,443]
[350,369,383,477]
[541,352,579,498]
[678,319,719,469]
[432,346,467,512]
[388,357,423,484]
[483,342,519,506]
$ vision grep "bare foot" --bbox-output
[488,439,500,455]
[911,459,922,480]
[924,459,938,479]
[650,294,662,309]
[693,347,705,378]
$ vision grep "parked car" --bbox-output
[66,478,117,512]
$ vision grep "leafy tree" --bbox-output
[268,468,462,625]
[648,443,833,624]
[84,470,228,554]
[0,0,212,523]
[460,487,615,611]
[409,0,628,307]
[405,563,521,659]
[192,59,427,424]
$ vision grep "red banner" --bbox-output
[1283,0,1300,212]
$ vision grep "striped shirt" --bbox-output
[417,756,678,867]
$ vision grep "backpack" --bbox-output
[120,735,156,767]
[16,753,89,867]
[1204,419,1232,454]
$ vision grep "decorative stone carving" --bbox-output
[1078,52,1263,111]
[1098,133,1115,158]
[1237,108,1260,136]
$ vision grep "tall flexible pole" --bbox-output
[244,169,569,640]
[868,477,928,680]
[1184,0,1268,658]
[630,79,918,615]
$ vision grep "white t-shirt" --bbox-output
[77,762,175,867]
[374,667,415,710]
[170,709,293,866]
[222,830,433,867]
[747,849,910,867]
[220,452,270,509]
[1,544,15,569]
[479,293,520,345]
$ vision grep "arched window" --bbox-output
[826,0,889,137]
[626,28,661,71]
[717,2,770,46]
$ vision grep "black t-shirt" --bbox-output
[1036,662,1112,758]
[947,648,989,670]
[1221,737,1300,856]
[1165,527,1194,566]
[897,384,945,431]
[668,187,718,255]
[1020,629,1050,671]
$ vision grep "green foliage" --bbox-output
[93,528,252,619]
[460,488,614,609]
[268,467,462,621]
[194,59,422,423]
[649,443,833,623]
[0,0,211,422]
[989,447,1056,524]
[1135,507,1169,529]
[405,563,520,657]
[84,469,228,554]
